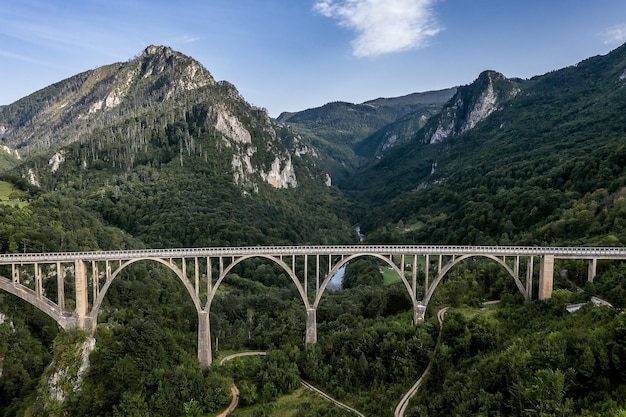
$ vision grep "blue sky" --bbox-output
[2,1,626,117]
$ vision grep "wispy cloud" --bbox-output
[0,47,69,70]
[313,0,442,57]
[169,35,200,45]
[602,24,626,45]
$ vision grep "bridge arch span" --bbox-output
[89,258,203,325]
[422,254,528,308]
[0,276,73,328]
[312,253,417,308]
[206,254,307,310]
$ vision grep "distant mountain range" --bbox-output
[277,88,456,185]
[2,42,626,247]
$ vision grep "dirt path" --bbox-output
[215,385,239,417]
[219,351,267,365]
[301,380,365,416]
[216,352,266,416]
[394,307,448,417]
[215,351,364,416]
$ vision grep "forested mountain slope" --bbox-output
[276,88,455,185]
[1,46,357,247]
[353,43,626,246]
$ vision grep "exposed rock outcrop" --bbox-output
[423,71,520,144]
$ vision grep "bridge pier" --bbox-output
[588,258,597,282]
[305,308,317,345]
[413,303,426,325]
[538,255,554,300]
[74,260,91,330]
[198,310,211,369]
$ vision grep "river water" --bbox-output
[327,265,346,290]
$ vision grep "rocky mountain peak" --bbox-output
[0,46,217,157]
[142,44,175,57]
[423,70,520,144]
[137,45,214,86]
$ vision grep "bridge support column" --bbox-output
[198,310,211,369]
[525,256,534,299]
[538,255,554,300]
[588,258,597,282]
[74,260,92,330]
[414,302,426,325]
[305,308,317,345]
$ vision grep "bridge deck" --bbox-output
[1,245,626,263]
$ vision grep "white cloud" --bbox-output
[602,24,626,45]
[313,0,442,57]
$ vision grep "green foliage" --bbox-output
[355,44,626,246]
[224,350,300,405]
[341,258,383,289]
[0,309,53,417]
[277,89,455,185]
[586,262,626,308]
[299,312,434,415]
[409,301,626,416]
[0,191,141,253]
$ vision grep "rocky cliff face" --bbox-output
[423,71,521,144]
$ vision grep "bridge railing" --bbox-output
[2,245,626,263]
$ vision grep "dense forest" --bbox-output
[2,190,626,416]
[2,43,626,416]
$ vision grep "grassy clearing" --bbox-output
[0,181,28,207]
[382,267,402,285]
[0,181,15,199]
[381,254,428,285]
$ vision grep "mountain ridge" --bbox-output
[4,43,626,248]
[0,45,218,157]
[351,41,626,245]
[276,87,456,185]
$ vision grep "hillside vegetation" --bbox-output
[2,43,626,416]
[276,88,455,185]
[352,43,626,247]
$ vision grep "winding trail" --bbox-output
[394,307,448,417]
[219,351,267,365]
[216,351,364,416]
[216,352,266,417]
[215,385,239,417]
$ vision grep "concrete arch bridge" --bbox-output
[0,245,620,368]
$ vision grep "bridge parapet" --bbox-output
[1,245,624,262]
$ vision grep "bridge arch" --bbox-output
[89,258,203,325]
[422,254,528,308]
[206,254,308,310]
[0,277,73,328]
[312,253,417,308]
